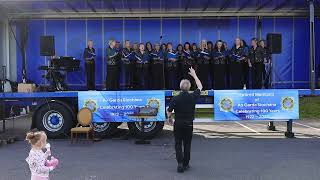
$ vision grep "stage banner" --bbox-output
[78,91,166,122]
[214,89,299,121]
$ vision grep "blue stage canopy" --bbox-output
[0,0,318,18]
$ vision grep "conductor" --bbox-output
[166,67,203,173]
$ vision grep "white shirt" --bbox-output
[26,149,52,177]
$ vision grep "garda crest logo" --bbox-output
[281,96,294,110]
[147,98,161,111]
[84,99,98,112]
[220,97,234,112]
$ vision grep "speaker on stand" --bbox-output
[265,33,282,88]
[39,36,57,91]
[267,33,282,54]
[40,36,55,56]
[266,33,282,132]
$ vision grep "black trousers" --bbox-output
[230,62,243,89]
[198,63,209,90]
[123,64,133,89]
[225,60,231,89]
[252,63,264,89]
[181,64,189,79]
[209,63,215,89]
[214,64,226,90]
[165,66,178,90]
[143,64,151,90]
[85,60,95,90]
[151,63,164,90]
[134,66,143,90]
[106,65,119,90]
[242,62,250,88]
[174,122,193,166]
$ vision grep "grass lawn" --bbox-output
[299,96,320,119]
[193,97,320,120]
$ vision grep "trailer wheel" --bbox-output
[127,121,164,139]
[33,102,75,138]
[93,122,122,138]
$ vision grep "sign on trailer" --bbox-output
[214,89,299,121]
[78,91,166,122]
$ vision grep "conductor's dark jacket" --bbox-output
[167,89,201,124]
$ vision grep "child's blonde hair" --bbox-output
[26,131,47,148]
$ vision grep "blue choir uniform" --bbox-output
[150,50,165,89]
[134,51,150,89]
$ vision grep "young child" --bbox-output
[26,131,58,180]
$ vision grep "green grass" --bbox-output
[192,97,320,120]
[195,108,213,119]
[299,97,320,119]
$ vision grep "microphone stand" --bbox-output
[160,35,166,90]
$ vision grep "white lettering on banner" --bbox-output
[237,103,276,107]
[102,98,143,103]
[240,93,274,97]
[99,105,138,110]
[235,109,274,114]
[110,112,132,116]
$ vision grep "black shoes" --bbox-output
[183,164,190,171]
[177,163,190,173]
[177,163,184,173]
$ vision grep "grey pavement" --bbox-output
[1,117,320,180]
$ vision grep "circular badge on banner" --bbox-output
[84,99,98,112]
[281,97,294,110]
[147,98,161,111]
[220,97,233,112]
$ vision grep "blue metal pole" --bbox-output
[309,0,316,94]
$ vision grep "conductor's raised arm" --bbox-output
[188,67,203,91]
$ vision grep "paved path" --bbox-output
[1,117,320,180]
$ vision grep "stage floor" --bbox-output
[0,89,320,99]
[1,116,320,180]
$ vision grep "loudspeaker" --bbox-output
[267,33,282,54]
[40,36,55,56]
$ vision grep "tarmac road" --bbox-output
[1,117,320,180]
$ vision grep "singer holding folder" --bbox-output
[165,43,178,90]
[230,37,247,89]
[121,40,134,89]
[83,40,96,90]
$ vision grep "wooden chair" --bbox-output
[70,108,94,143]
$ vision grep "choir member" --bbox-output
[241,40,250,88]
[183,42,196,89]
[207,41,214,89]
[106,39,120,90]
[176,44,184,82]
[115,41,121,52]
[134,43,150,89]
[223,41,231,89]
[191,43,200,68]
[83,40,96,90]
[132,43,139,53]
[165,43,178,90]
[121,40,134,89]
[229,38,247,89]
[259,40,272,89]
[150,43,165,89]
[249,38,264,89]
[182,42,193,79]
[146,42,153,53]
[197,40,211,90]
[212,40,227,90]
[161,43,167,52]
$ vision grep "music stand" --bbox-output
[129,115,157,145]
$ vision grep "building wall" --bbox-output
[14,17,318,89]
